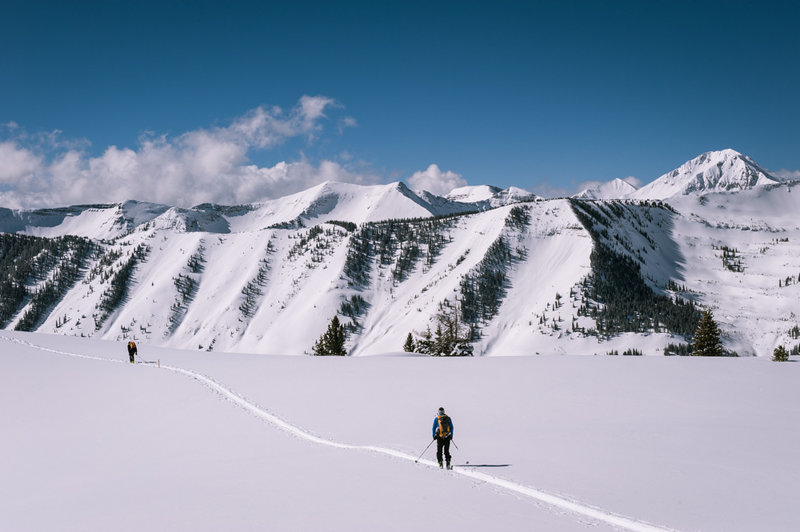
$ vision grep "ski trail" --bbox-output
[4,335,674,532]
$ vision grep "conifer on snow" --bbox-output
[772,345,789,362]
[691,310,723,356]
[403,332,415,352]
[313,315,347,356]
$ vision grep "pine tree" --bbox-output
[416,327,435,355]
[413,303,475,356]
[773,345,789,362]
[325,315,347,356]
[312,335,327,356]
[433,324,445,356]
[692,310,723,356]
[313,315,347,356]
[403,332,415,352]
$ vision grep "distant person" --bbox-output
[432,407,454,469]
[127,341,137,364]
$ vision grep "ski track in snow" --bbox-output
[5,335,675,532]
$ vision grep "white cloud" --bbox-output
[575,180,603,194]
[531,181,572,199]
[772,168,800,181]
[0,141,42,184]
[407,164,467,196]
[338,116,357,134]
[0,96,380,209]
[226,95,335,147]
[622,176,642,188]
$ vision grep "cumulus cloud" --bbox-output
[0,96,378,209]
[407,164,467,196]
[0,141,42,184]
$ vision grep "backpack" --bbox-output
[128,341,137,352]
[437,414,451,438]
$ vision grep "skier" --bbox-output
[432,407,454,469]
[127,341,137,364]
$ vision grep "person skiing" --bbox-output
[127,341,137,364]
[432,407,454,469]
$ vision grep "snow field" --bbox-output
[3,331,798,531]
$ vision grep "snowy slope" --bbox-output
[631,149,780,200]
[2,331,798,532]
[225,181,471,232]
[446,184,538,208]
[665,182,800,356]
[445,184,502,202]
[0,200,171,240]
[574,178,637,199]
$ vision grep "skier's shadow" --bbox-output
[456,464,510,468]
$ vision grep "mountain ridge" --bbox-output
[0,181,534,240]
[1,150,798,358]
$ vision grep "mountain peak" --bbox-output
[445,185,502,203]
[631,149,779,200]
[445,185,537,207]
[573,178,638,200]
[706,147,744,158]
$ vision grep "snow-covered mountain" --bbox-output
[1,153,799,358]
[0,181,487,240]
[0,200,172,240]
[445,184,538,208]
[631,149,781,200]
[573,178,638,199]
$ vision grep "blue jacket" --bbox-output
[432,414,453,439]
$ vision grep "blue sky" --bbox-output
[1,0,798,207]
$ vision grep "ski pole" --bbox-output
[414,439,435,463]
[451,439,460,451]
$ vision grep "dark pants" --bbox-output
[128,349,136,363]
[436,436,452,464]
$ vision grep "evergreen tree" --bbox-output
[312,335,327,356]
[326,315,347,356]
[416,327,435,354]
[413,304,474,356]
[434,324,446,356]
[403,332,415,352]
[313,315,347,356]
[692,310,723,356]
[772,345,789,362]
[451,342,474,356]
[664,343,692,356]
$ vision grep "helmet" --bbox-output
[438,407,445,414]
